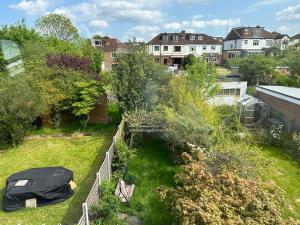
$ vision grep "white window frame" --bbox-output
[244,40,248,45]
[198,35,203,41]
[163,46,168,51]
[253,40,259,46]
[202,46,207,50]
[190,35,196,41]
[174,46,181,52]
[154,45,160,51]
[211,45,216,50]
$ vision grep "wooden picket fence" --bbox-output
[78,119,125,225]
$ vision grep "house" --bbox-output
[148,31,223,66]
[223,26,274,60]
[291,33,300,45]
[256,86,300,132]
[91,37,128,72]
[273,32,290,51]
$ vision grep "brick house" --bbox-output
[256,86,300,132]
[91,37,128,72]
[148,31,223,66]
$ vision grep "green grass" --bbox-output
[0,126,115,225]
[259,146,300,220]
[124,137,176,225]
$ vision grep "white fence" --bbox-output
[78,120,125,225]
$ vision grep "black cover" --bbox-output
[4,167,74,211]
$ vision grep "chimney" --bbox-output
[181,30,186,33]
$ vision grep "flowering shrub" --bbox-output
[46,54,91,71]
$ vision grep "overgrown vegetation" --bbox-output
[0,16,106,146]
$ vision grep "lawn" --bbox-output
[0,126,115,225]
[259,146,300,220]
[124,137,177,225]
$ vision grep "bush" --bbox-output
[90,181,123,225]
[0,78,43,146]
[157,151,296,225]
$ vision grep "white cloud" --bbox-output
[9,0,48,15]
[163,18,240,30]
[276,4,300,21]
[89,20,109,28]
[52,0,164,23]
[277,25,290,33]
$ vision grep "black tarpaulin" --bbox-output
[4,167,74,211]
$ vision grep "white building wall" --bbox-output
[224,39,273,51]
[211,81,248,106]
[148,44,222,57]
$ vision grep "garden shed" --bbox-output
[238,95,269,128]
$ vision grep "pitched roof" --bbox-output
[96,37,128,52]
[292,33,300,39]
[225,26,274,41]
[272,32,289,39]
[148,31,222,45]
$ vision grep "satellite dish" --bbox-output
[0,40,24,77]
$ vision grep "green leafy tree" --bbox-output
[185,55,220,99]
[35,13,80,42]
[238,55,277,85]
[111,44,171,111]
[0,78,43,146]
[72,81,102,128]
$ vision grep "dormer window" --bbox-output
[190,35,196,41]
[173,35,179,42]
[198,35,203,41]
[244,29,249,35]
[162,35,168,42]
[92,39,102,47]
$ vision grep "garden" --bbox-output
[1,13,300,225]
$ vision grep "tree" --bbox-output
[0,78,43,146]
[72,81,102,128]
[35,13,80,42]
[185,55,220,99]
[111,44,171,111]
[238,55,277,85]
[157,151,297,225]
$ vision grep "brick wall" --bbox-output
[256,91,300,131]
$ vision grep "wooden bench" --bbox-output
[115,178,135,203]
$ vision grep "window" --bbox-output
[253,40,259,46]
[111,52,116,58]
[190,46,196,52]
[244,40,248,45]
[202,46,207,50]
[230,44,234,49]
[211,57,217,62]
[94,40,102,46]
[266,40,273,46]
[220,89,241,96]
[154,46,160,51]
[211,45,216,50]
[174,46,181,52]
[198,35,203,41]
[163,46,168,51]
[173,35,178,42]
[244,29,249,35]
[190,35,196,41]
[162,35,168,42]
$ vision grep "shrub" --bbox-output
[46,54,91,72]
[0,78,43,146]
[157,151,296,225]
[90,181,123,225]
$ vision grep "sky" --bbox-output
[0,0,300,42]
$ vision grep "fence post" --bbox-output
[97,172,101,186]
[82,203,89,225]
[106,151,110,182]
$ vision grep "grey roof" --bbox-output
[257,86,300,101]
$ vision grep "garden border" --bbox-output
[77,119,125,225]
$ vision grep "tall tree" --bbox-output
[111,44,171,111]
[35,13,80,42]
